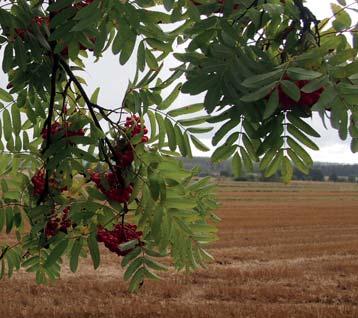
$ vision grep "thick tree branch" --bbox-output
[59,58,118,172]
[232,0,259,25]
[293,0,321,46]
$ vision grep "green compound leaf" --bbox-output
[44,239,69,269]
[70,238,83,273]
[87,232,100,270]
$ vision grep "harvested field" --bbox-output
[1,180,358,318]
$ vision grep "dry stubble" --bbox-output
[1,180,358,318]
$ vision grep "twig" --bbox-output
[232,0,259,25]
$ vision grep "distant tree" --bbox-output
[293,168,307,181]
[310,169,324,182]
[329,173,338,182]
[220,170,231,177]
[348,176,356,183]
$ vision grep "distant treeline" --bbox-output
[181,157,358,182]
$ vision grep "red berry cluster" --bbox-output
[31,169,67,196]
[97,223,143,256]
[278,80,324,110]
[31,169,67,197]
[124,115,149,144]
[15,16,49,40]
[90,171,133,203]
[33,16,49,27]
[31,169,46,196]
[112,115,149,168]
[45,207,71,237]
[41,121,85,140]
[89,115,148,203]
[114,145,134,168]
[13,2,96,56]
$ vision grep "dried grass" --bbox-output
[1,180,358,318]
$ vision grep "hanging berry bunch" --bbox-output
[97,223,143,256]
[89,170,133,203]
[41,121,85,140]
[31,168,67,197]
[45,207,72,237]
[278,79,324,112]
[88,115,149,203]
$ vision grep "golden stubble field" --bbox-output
[1,180,358,318]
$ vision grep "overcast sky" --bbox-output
[1,1,357,163]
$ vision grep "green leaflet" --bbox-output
[128,267,145,293]
[0,208,4,232]
[187,127,213,134]
[301,76,328,93]
[167,103,203,117]
[5,207,13,234]
[70,238,83,273]
[242,134,257,162]
[137,41,146,72]
[87,232,100,270]
[120,31,137,65]
[264,150,283,178]
[155,113,166,148]
[264,89,279,119]
[164,118,176,151]
[145,49,159,70]
[240,83,277,102]
[183,132,192,158]
[121,247,142,268]
[174,125,187,157]
[2,109,12,141]
[211,144,236,163]
[44,239,69,269]
[212,118,240,146]
[143,257,168,271]
[286,136,313,166]
[2,43,13,73]
[11,105,21,135]
[191,135,210,152]
[151,205,164,243]
[286,67,322,80]
[280,80,301,102]
[287,113,320,138]
[124,257,144,281]
[204,83,222,113]
[0,88,13,103]
[331,3,352,31]
[90,88,100,104]
[119,240,141,254]
[242,69,283,88]
[287,124,319,151]
[231,152,242,177]
[159,83,182,110]
[178,115,210,127]
[240,146,253,172]
[147,110,157,142]
[281,156,293,184]
[287,149,309,174]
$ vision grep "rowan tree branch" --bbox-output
[59,58,118,172]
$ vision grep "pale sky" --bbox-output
[0,1,357,163]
